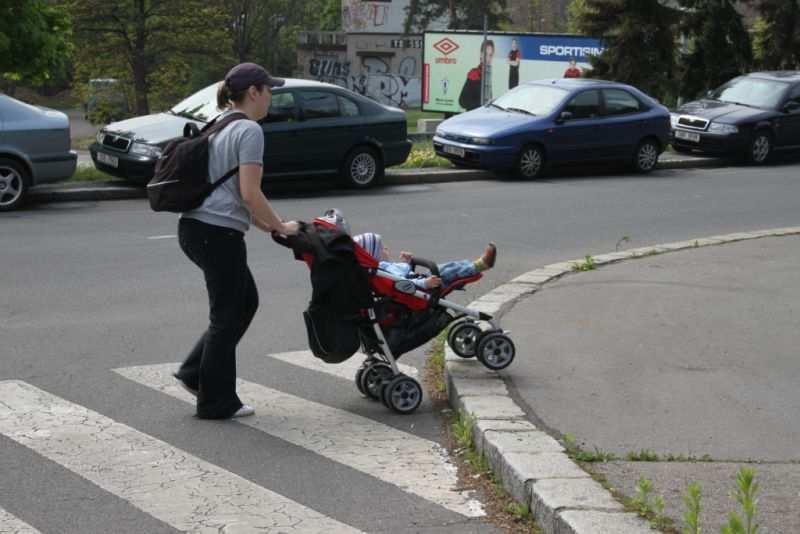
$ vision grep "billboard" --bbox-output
[423,31,603,113]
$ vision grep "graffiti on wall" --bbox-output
[342,0,406,33]
[307,53,421,108]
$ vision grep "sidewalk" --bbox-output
[445,229,800,534]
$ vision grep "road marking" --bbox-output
[115,364,484,518]
[268,350,418,381]
[0,380,363,534]
[146,235,176,240]
[0,507,42,534]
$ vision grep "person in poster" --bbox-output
[563,58,583,78]
[507,38,522,89]
[459,39,495,111]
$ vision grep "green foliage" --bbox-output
[721,468,760,534]
[399,143,452,169]
[628,477,672,530]
[625,449,660,462]
[748,1,800,70]
[578,0,680,105]
[615,235,631,251]
[504,501,532,520]
[0,0,73,88]
[572,255,596,272]
[682,482,702,534]
[405,0,510,32]
[566,0,589,34]
[676,0,751,100]
[563,433,617,462]
[453,410,476,450]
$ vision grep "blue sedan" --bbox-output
[433,79,670,179]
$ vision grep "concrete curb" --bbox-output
[445,226,800,534]
[32,155,723,204]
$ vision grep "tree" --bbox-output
[69,0,230,115]
[676,1,751,100]
[0,0,72,92]
[566,0,589,34]
[578,0,680,103]
[405,0,510,32]
[748,0,800,69]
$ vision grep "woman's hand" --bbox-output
[424,276,442,289]
[280,221,301,236]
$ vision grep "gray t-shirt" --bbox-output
[182,111,264,233]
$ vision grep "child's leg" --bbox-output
[438,260,479,286]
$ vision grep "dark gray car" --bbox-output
[0,95,77,211]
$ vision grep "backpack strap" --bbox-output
[202,111,250,192]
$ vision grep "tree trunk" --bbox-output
[132,0,150,115]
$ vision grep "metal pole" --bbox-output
[480,14,488,106]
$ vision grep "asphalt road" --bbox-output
[2,161,800,533]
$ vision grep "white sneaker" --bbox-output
[232,404,255,418]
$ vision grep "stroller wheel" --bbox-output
[360,362,394,400]
[355,367,366,396]
[476,333,516,371]
[381,375,423,415]
[448,322,482,358]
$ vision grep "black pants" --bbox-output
[176,218,259,419]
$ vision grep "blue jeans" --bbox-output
[438,260,479,286]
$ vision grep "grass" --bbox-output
[399,140,453,169]
[68,166,121,183]
[406,109,443,133]
[424,332,448,399]
[72,136,96,150]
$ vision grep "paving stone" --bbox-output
[657,240,698,251]
[483,430,564,458]
[447,375,509,399]
[510,270,552,285]
[692,237,726,246]
[469,300,503,316]
[457,395,526,420]
[472,419,540,454]
[556,510,652,534]
[479,283,534,303]
[494,452,589,505]
[445,359,497,378]
[532,478,623,534]
[771,227,800,235]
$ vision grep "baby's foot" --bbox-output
[481,243,497,269]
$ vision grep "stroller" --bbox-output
[273,213,516,415]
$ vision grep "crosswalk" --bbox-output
[0,351,486,533]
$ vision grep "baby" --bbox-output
[353,232,496,290]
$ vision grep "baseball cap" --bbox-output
[224,62,285,92]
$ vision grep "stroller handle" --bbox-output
[270,221,307,248]
[410,256,440,277]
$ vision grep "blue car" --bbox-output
[433,79,670,179]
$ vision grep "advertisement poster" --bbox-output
[423,31,603,113]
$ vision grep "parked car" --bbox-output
[90,79,412,188]
[671,71,800,163]
[433,79,670,179]
[0,95,77,211]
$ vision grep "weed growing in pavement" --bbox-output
[424,332,447,398]
[626,449,661,462]
[628,477,673,531]
[572,255,597,272]
[563,434,617,462]
[504,501,532,521]
[616,235,631,251]
[721,468,760,534]
[682,482,702,534]
[694,240,700,248]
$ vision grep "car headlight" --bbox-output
[96,131,105,143]
[435,128,444,137]
[129,142,163,158]
[469,137,493,145]
[669,113,680,128]
[708,122,738,134]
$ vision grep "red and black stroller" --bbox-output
[273,213,516,414]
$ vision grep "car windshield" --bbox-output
[490,85,568,116]
[710,77,790,109]
[169,82,221,122]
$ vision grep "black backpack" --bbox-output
[147,112,247,212]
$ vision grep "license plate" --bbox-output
[443,145,465,158]
[675,130,700,143]
[97,152,119,168]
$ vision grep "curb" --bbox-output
[32,155,723,205]
[445,226,800,534]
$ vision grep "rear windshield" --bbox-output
[169,83,221,122]
[491,85,569,116]
[710,77,790,110]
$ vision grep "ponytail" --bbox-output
[217,82,232,110]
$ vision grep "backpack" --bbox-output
[146,112,247,212]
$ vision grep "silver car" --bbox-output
[0,95,77,211]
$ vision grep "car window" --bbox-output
[169,82,220,122]
[301,91,341,120]
[711,76,790,109]
[787,84,800,105]
[263,91,297,123]
[563,90,602,119]
[491,84,568,116]
[603,89,643,116]
[338,96,360,117]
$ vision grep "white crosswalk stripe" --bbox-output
[267,349,419,381]
[0,507,42,534]
[115,363,485,518]
[0,380,363,534]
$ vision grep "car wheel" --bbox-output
[515,145,545,179]
[633,138,660,173]
[0,158,29,212]
[747,130,772,165]
[342,146,383,189]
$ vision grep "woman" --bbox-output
[173,62,299,419]
[508,38,521,89]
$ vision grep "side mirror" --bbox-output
[555,111,573,124]
[783,101,800,113]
